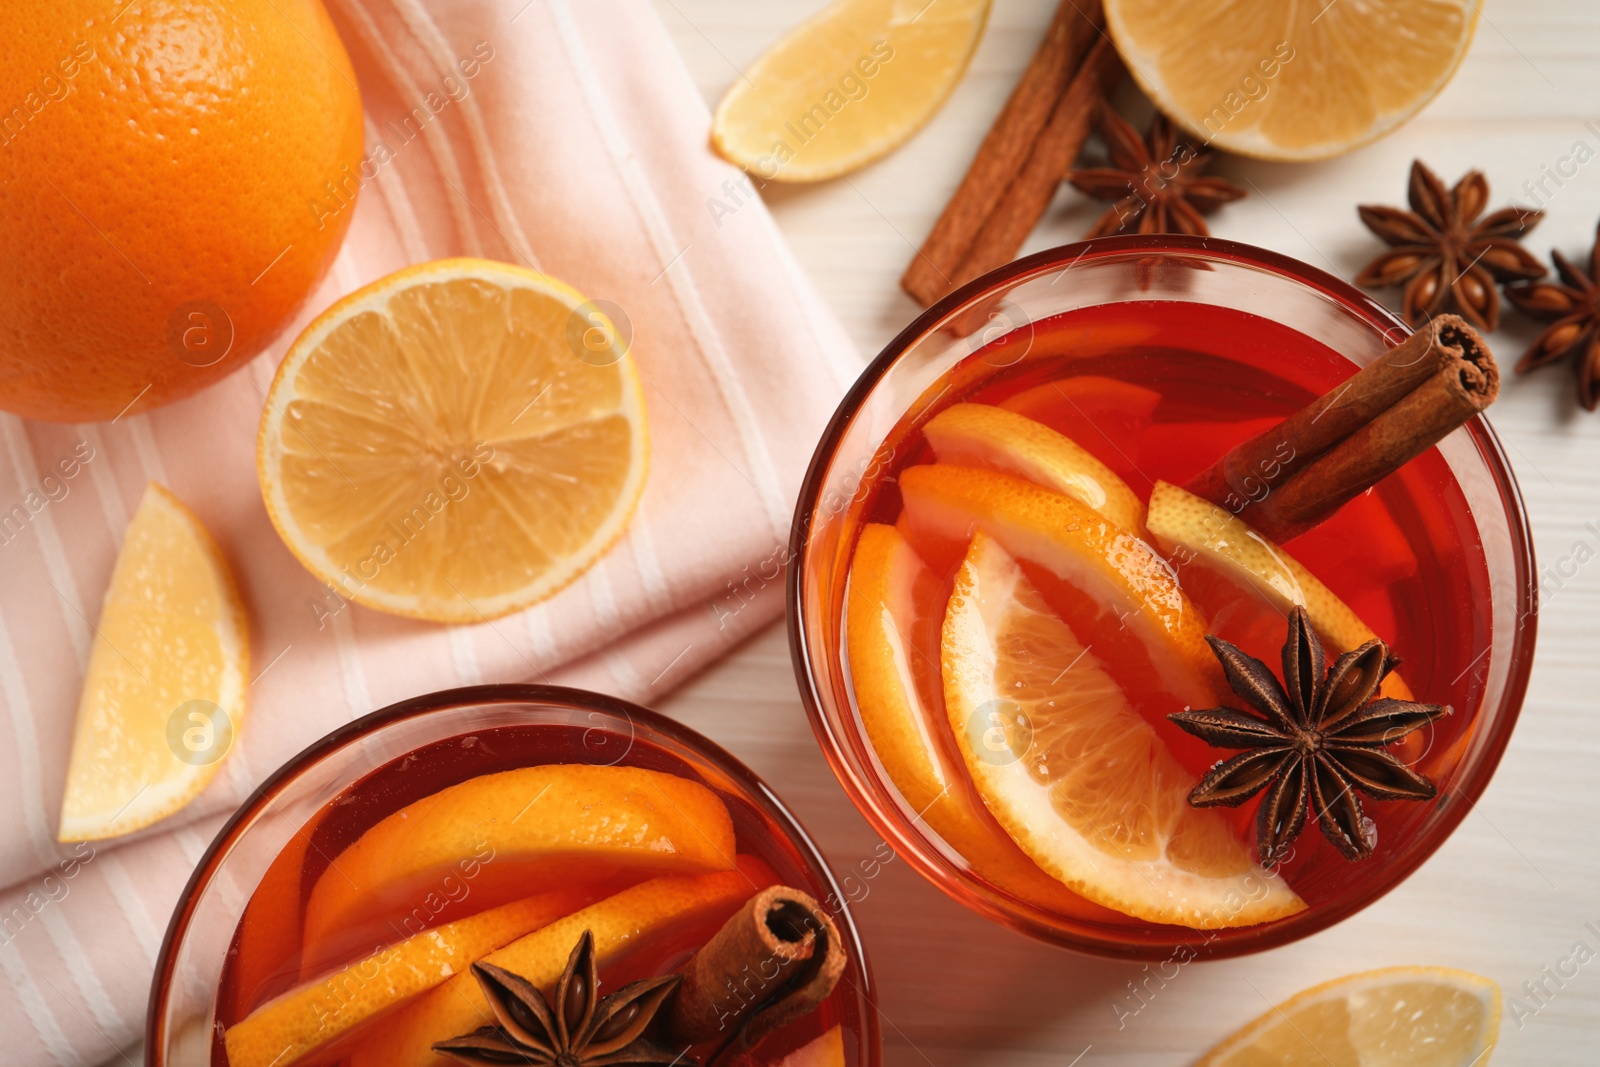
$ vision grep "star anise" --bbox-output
[1354,160,1545,332]
[434,930,688,1067]
[1168,607,1450,866]
[1506,220,1600,410]
[1066,104,1246,238]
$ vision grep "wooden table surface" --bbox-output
[648,2,1600,1064]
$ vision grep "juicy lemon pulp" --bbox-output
[259,258,647,623]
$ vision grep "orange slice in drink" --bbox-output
[1195,967,1500,1066]
[347,862,771,1067]
[923,404,1147,534]
[898,464,1223,712]
[1146,480,1414,701]
[776,1025,845,1067]
[942,534,1303,927]
[301,765,735,970]
[846,524,1122,920]
[224,888,593,1067]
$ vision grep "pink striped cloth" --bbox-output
[0,2,858,1062]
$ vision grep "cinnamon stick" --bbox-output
[1187,314,1499,542]
[664,886,845,1050]
[902,0,1110,307]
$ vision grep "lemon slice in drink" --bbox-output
[1104,0,1478,160]
[712,0,991,182]
[258,258,647,623]
[1196,967,1500,1066]
[846,523,1122,920]
[1146,480,1414,701]
[923,403,1147,534]
[58,484,248,841]
[942,534,1303,928]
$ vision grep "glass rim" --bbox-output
[785,233,1539,958]
[144,683,880,1061]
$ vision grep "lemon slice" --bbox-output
[224,888,591,1067]
[924,404,1147,534]
[58,484,248,842]
[942,534,1303,928]
[712,0,991,182]
[898,464,1221,708]
[348,863,770,1067]
[1104,0,1478,160]
[1146,480,1414,701]
[301,765,736,968]
[1196,967,1500,1066]
[846,524,1122,920]
[258,258,647,623]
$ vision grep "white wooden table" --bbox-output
[649,2,1600,1064]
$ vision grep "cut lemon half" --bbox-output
[924,403,1147,534]
[846,524,1122,921]
[258,258,647,623]
[301,764,735,968]
[348,862,770,1067]
[58,484,248,842]
[712,0,991,182]
[942,534,1303,928]
[1147,480,1414,701]
[1196,967,1500,1066]
[224,887,592,1067]
[898,464,1222,709]
[1104,0,1478,160]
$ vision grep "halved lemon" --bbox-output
[1104,0,1479,160]
[1146,480,1414,701]
[58,484,248,841]
[846,524,1122,920]
[224,888,592,1067]
[348,862,770,1067]
[1196,967,1500,1066]
[923,404,1147,534]
[258,258,647,623]
[942,534,1303,928]
[712,0,991,182]
[301,765,735,968]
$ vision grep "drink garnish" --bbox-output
[1065,103,1247,238]
[1185,313,1499,542]
[1506,218,1600,411]
[1354,160,1545,331]
[434,929,685,1067]
[1168,606,1450,866]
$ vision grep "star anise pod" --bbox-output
[434,930,688,1067]
[1354,160,1545,332]
[1168,607,1451,866]
[1505,220,1600,410]
[1066,104,1246,239]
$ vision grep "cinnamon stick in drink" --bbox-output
[1187,314,1499,542]
[664,886,845,1050]
[902,0,1111,307]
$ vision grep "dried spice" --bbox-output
[1169,608,1450,866]
[434,930,685,1067]
[1065,104,1246,238]
[1506,220,1600,410]
[1354,160,1545,331]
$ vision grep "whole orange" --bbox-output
[0,0,364,422]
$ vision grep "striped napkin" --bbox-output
[0,2,859,1062]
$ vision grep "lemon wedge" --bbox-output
[712,0,991,182]
[1196,967,1500,1066]
[58,484,248,841]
